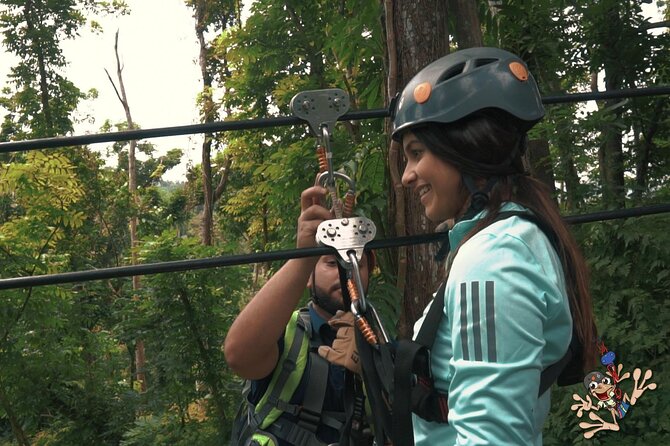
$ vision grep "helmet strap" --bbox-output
[460,174,498,221]
[491,133,527,173]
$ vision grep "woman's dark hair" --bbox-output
[413,109,598,372]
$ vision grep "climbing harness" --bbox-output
[230,308,348,446]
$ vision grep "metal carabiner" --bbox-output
[315,216,388,345]
[316,170,356,219]
[346,253,389,346]
[320,125,336,189]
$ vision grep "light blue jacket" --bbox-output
[412,203,572,445]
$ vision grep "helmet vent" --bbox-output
[474,58,497,67]
[436,62,466,84]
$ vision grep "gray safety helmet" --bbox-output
[392,47,545,141]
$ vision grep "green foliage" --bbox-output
[545,214,670,443]
[0,1,125,138]
[216,0,386,260]
[119,413,220,446]
[125,232,251,440]
[1,0,670,444]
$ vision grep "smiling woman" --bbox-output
[401,132,468,222]
[390,47,598,446]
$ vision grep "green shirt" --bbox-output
[412,203,572,445]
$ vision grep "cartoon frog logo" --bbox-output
[570,341,657,439]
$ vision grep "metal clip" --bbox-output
[290,88,350,140]
[316,171,356,218]
[291,89,350,196]
[316,216,376,312]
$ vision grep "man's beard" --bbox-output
[310,283,346,316]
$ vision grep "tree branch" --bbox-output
[641,20,670,30]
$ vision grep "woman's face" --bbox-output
[401,131,469,222]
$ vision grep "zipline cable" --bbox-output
[1,86,669,153]
[1,203,668,291]
[0,109,389,153]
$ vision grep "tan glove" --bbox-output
[317,310,361,374]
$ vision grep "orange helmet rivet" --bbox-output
[509,62,529,81]
[413,82,432,104]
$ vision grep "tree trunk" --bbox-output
[448,0,483,48]
[384,0,451,338]
[0,384,30,446]
[598,3,626,209]
[634,99,665,201]
[555,142,582,211]
[196,0,217,246]
[23,0,53,134]
[525,139,556,195]
[107,30,146,392]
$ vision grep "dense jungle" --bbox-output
[1,0,669,444]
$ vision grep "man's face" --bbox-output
[307,254,370,316]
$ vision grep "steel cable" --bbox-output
[0,203,668,291]
[1,87,669,153]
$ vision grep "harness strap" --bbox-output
[299,351,329,432]
[266,417,327,446]
[393,340,428,446]
[320,411,347,430]
[356,327,393,443]
[414,279,450,347]
[254,311,308,429]
[391,279,450,445]
[340,372,371,446]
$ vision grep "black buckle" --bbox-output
[297,407,321,432]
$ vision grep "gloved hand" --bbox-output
[318,310,361,374]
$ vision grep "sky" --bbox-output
[1,0,232,182]
[0,2,665,183]
[62,0,204,182]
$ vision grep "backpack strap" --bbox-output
[392,272,451,445]
[254,310,310,429]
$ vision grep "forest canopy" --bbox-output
[0,0,669,445]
